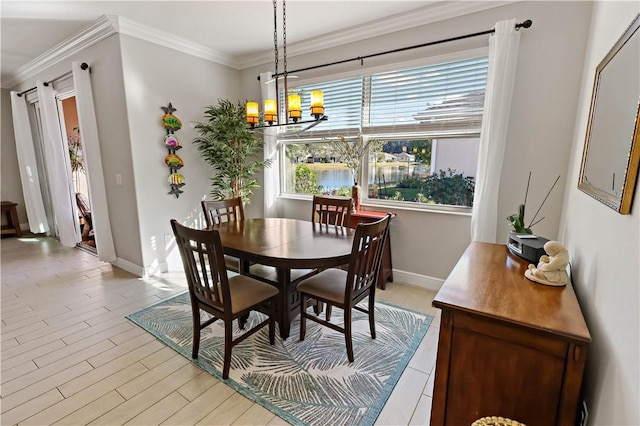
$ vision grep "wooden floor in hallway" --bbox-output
[1,235,441,425]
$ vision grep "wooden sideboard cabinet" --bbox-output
[431,242,590,426]
[349,209,394,289]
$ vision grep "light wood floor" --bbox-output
[1,235,441,425]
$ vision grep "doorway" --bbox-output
[12,65,115,261]
[59,96,96,253]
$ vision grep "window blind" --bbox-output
[280,77,362,136]
[364,57,488,134]
[280,55,488,138]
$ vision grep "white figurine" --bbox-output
[525,241,570,287]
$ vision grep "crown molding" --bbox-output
[117,17,239,69]
[3,0,518,88]
[237,0,518,70]
[3,14,238,89]
[3,15,118,88]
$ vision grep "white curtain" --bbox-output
[471,19,521,243]
[73,61,116,262]
[37,81,79,247]
[261,72,279,218]
[10,92,50,234]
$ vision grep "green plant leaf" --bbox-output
[193,99,272,203]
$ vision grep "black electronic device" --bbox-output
[507,232,549,264]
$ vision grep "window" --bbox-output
[283,142,354,197]
[279,55,488,209]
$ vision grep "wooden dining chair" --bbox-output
[310,195,354,282]
[297,213,391,362]
[311,195,353,226]
[170,220,279,379]
[202,197,244,225]
[201,198,244,272]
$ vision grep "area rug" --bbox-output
[126,292,433,426]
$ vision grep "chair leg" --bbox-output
[238,313,249,330]
[326,304,333,321]
[313,300,322,315]
[299,294,307,341]
[268,299,275,345]
[223,321,233,379]
[191,306,201,359]
[345,307,354,362]
[368,290,376,339]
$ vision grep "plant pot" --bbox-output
[351,182,361,213]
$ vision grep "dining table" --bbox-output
[213,218,355,338]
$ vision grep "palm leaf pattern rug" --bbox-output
[127,292,433,426]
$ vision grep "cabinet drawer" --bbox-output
[455,312,569,359]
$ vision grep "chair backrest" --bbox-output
[76,192,92,227]
[202,198,244,227]
[311,195,353,226]
[346,214,391,300]
[170,220,230,313]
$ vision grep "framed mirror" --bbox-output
[578,14,640,214]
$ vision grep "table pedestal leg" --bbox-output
[276,267,293,339]
[238,259,251,329]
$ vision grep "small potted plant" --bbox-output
[193,99,272,204]
[507,172,561,235]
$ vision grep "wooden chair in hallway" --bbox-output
[171,219,279,379]
[311,195,353,227]
[201,198,244,272]
[297,214,391,362]
[76,193,94,245]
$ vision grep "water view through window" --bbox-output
[283,138,477,207]
[313,164,429,192]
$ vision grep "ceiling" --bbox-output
[0,1,507,87]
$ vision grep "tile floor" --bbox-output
[1,235,441,425]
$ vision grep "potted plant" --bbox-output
[507,172,561,234]
[193,99,271,204]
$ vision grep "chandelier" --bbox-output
[246,0,328,130]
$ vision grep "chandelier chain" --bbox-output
[246,0,327,130]
[272,0,278,78]
[282,0,289,120]
[282,0,287,76]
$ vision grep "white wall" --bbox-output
[240,1,593,284]
[559,2,640,424]
[4,35,144,267]
[3,31,250,275]
[432,138,480,178]
[118,34,242,274]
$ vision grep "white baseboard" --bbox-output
[111,258,168,278]
[390,269,444,291]
[112,257,144,277]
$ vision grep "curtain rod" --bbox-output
[16,62,90,97]
[258,19,532,81]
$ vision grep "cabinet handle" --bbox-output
[573,345,582,361]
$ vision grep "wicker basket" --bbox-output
[471,416,527,426]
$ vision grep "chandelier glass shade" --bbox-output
[246,0,327,130]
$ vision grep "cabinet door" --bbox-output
[445,321,566,426]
